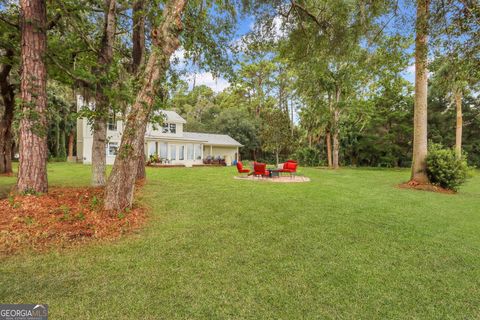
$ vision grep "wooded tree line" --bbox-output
[0,0,478,209]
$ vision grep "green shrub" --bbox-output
[148,154,160,164]
[48,156,67,162]
[426,143,469,191]
[294,147,323,167]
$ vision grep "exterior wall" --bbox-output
[77,117,122,165]
[146,139,204,167]
[204,146,238,166]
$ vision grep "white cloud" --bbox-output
[171,48,230,93]
[184,72,230,93]
[405,64,431,77]
[255,15,288,41]
[271,15,288,40]
[403,64,432,84]
[231,36,249,53]
[406,64,415,74]
[170,48,187,68]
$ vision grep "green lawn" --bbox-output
[1,163,480,319]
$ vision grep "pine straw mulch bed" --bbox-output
[397,180,456,194]
[0,187,147,257]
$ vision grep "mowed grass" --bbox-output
[1,163,479,319]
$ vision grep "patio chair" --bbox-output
[279,160,298,178]
[253,162,270,178]
[236,161,250,176]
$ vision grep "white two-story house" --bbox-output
[76,97,242,167]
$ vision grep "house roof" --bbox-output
[160,110,187,124]
[183,132,243,147]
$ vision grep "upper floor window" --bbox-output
[108,117,117,131]
[161,123,177,134]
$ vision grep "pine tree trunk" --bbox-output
[326,131,332,168]
[132,0,145,74]
[454,89,462,158]
[91,0,116,186]
[332,125,339,169]
[104,0,187,210]
[0,49,15,174]
[17,0,48,193]
[132,0,146,181]
[290,100,294,137]
[55,121,60,157]
[410,0,429,184]
[332,89,341,169]
[91,117,107,185]
[67,130,75,161]
[136,137,146,180]
[59,129,66,158]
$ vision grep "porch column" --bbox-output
[210,145,213,157]
[236,147,239,161]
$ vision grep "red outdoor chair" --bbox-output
[253,162,270,178]
[236,161,250,175]
[279,160,298,178]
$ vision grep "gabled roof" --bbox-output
[183,132,243,147]
[159,110,187,124]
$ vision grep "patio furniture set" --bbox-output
[236,160,298,178]
[203,155,227,166]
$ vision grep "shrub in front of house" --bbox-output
[426,143,469,191]
[148,154,160,164]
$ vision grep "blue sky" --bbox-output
[177,4,418,93]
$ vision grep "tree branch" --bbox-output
[290,0,329,29]
[46,52,94,88]
[47,12,62,30]
[0,14,19,30]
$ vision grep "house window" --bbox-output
[107,142,118,156]
[108,117,117,131]
[170,144,176,160]
[148,142,156,156]
[159,142,168,159]
[194,144,202,160]
[169,123,176,134]
[162,123,169,133]
[187,144,194,160]
[179,145,185,160]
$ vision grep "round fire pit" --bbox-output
[234,175,310,183]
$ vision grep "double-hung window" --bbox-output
[179,145,185,160]
[187,144,194,160]
[159,142,168,159]
[170,144,176,160]
[194,144,202,160]
[108,142,119,156]
[108,117,117,131]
